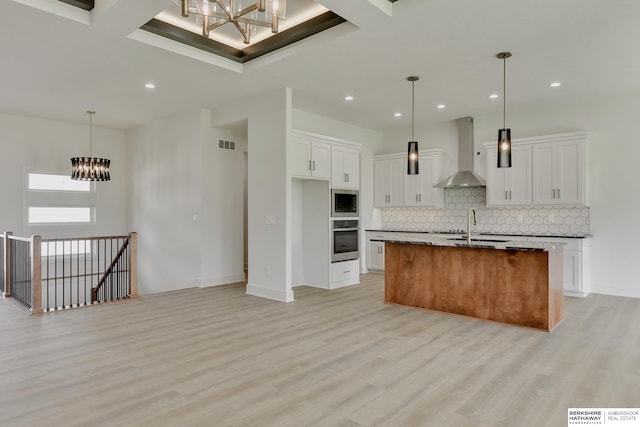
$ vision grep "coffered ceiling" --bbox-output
[2,0,640,132]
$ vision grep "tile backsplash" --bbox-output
[380,188,589,236]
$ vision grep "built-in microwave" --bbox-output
[331,189,359,218]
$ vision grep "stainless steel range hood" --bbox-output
[435,116,486,188]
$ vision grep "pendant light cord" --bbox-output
[87,110,95,157]
[411,79,415,141]
[502,56,506,129]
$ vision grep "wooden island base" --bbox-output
[384,242,564,331]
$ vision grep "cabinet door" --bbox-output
[485,147,510,206]
[556,140,583,204]
[387,159,405,206]
[532,143,556,204]
[290,137,311,177]
[404,167,420,206]
[374,158,404,207]
[366,241,384,271]
[404,155,443,207]
[331,146,359,189]
[374,160,388,207]
[563,250,581,293]
[310,141,331,179]
[508,145,532,205]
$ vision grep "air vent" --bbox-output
[218,139,236,151]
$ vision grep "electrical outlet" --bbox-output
[265,216,276,225]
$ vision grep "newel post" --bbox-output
[31,235,43,313]
[128,232,138,299]
[3,231,12,297]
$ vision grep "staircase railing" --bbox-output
[1,232,137,313]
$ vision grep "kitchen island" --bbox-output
[380,236,564,331]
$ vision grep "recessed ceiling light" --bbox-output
[436,104,446,109]
[145,83,156,89]
[489,94,499,99]
[550,82,561,88]
[344,95,354,101]
[394,112,402,117]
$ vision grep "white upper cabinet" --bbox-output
[485,144,532,206]
[374,157,404,207]
[290,135,331,180]
[374,150,444,208]
[403,150,445,207]
[331,145,359,189]
[484,132,587,207]
[532,138,585,205]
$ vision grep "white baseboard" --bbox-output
[590,284,640,299]
[246,283,294,303]
[198,273,246,288]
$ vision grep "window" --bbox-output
[26,172,94,225]
[28,173,91,192]
[28,207,92,224]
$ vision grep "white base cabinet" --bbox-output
[330,259,360,289]
[366,231,398,272]
[532,237,591,297]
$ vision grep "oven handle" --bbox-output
[332,228,359,232]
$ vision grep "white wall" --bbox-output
[200,123,247,286]
[126,109,204,295]
[380,92,640,298]
[210,89,291,302]
[0,112,127,238]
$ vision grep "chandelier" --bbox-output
[71,111,111,182]
[175,0,287,44]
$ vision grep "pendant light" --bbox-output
[497,52,512,168]
[407,75,419,175]
[71,111,111,181]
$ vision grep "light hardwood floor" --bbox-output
[1,274,639,427]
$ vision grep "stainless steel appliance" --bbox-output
[331,219,359,262]
[331,189,359,218]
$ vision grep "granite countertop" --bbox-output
[366,229,591,239]
[371,235,563,252]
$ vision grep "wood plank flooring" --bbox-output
[1,274,639,427]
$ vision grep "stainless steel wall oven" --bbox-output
[331,219,359,262]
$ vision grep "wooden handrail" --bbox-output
[91,237,130,303]
[42,235,131,243]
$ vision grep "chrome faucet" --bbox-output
[466,208,477,244]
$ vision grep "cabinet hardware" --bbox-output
[505,190,508,200]
[308,160,312,171]
[509,190,512,200]
[557,188,560,198]
[344,270,350,273]
[312,161,316,171]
